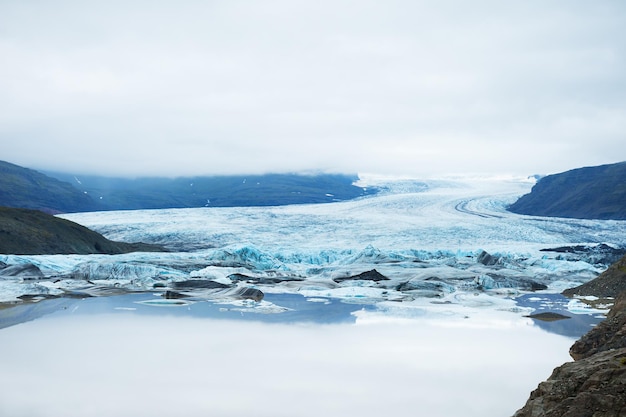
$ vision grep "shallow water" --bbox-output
[0,294,578,417]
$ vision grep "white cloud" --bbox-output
[1,0,625,177]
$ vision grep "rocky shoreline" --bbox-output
[513,254,626,417]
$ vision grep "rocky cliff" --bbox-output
[513,254,626,417]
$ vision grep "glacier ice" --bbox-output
[1,176,625,319]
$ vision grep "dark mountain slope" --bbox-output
[0,160,98,214]
[1,159,375,213]
[0,206,164,255]
[44,172,375,210]
[508,161,626,220]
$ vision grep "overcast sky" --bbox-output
[1,1,625,178]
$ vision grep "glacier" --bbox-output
[1,175,625,322]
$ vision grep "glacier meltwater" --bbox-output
[1,175,625,318]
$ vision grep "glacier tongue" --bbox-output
[1,176,625,315]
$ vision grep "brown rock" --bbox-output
[513,255,626,417]
[563,254,626,298]
[570,292,626,361]
[512,348,626,417]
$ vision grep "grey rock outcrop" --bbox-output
[562,255,626,298]
[513,348,626,417]
[0,263,44,279]
[333,269,389,283]
[477,250,500,266]
[569,293,626,362]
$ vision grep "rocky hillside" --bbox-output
[562,254,626,298]
[0,160,98,214]
[508,161,626,220]
[513,254,626,417]
[0,206,164,255]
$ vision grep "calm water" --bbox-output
[0,294,582,417]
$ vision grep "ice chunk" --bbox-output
[0,176,622,310]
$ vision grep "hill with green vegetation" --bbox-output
[0,206,165,255]
[508,161,626,220]
[0,160,99,214]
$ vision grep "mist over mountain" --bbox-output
[4,158,625,221]
[0,160,99,214]
[44,171,375,211]
[508,161,626,220]
[0,160,373,254]
[0,160,375,213]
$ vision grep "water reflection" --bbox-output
[515,293,605,338]
[0,295,577,417]
[0,293,374,328]
[0,292,606,336]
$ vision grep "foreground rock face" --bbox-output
[570,293,626,362]
[513,254,626,417]
[514,348,626,417]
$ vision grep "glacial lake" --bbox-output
[0,293,596,417]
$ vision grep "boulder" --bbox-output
[474,274,547,291]
[0,263,44,279]
[172,279,230,290]
[525,312,571,322]
[163,290,190,299]
[477,250,499,266]
[395,277,455,297]
[333,269,389,283]
[227,273,304,285]
[227,287,264,302]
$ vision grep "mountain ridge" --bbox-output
[508,161,626,220]
[0,160,99,214]
[44,170,375,211]
[0,160,375,213]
